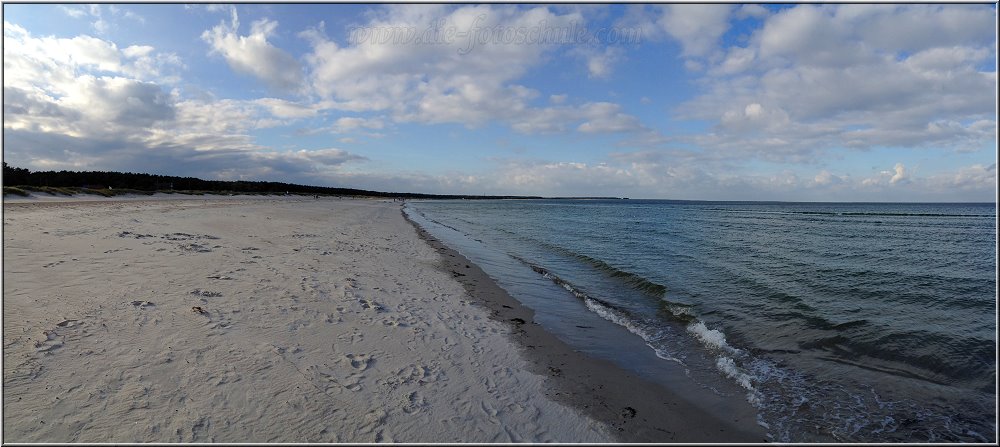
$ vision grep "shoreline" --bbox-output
[402,206,767,442]
[4,195,764,442]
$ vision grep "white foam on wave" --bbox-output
[664,302,695,318]
[687,321,763,407]
[716,356,760,406]
[583,297,686,366]
[543,263,768,421]
[651,344,687,365]
[686,321,737,355]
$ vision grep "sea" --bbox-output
[403,199,997,443]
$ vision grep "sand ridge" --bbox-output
[2,198,609,442]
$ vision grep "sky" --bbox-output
[2,3,997,201]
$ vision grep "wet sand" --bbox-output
[405,209,766,442]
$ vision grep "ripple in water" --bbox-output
[409,199,996,442]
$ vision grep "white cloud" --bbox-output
[927,163,996,192]
[506,101,649,135]
[620,5,732,58]
[5,6,993,202]
[330,116,385,133]
[580,46,624,79]
[92,19,109,35]
[462,154,995,201]
[60,4,145,35]
[205,4,231,14]
[813,170,842,186]
[249,148,368,177]
[303,5,569,115]
[3,21,182,89]
[890,163,908,184]
[849,162,995,200]
[658,5,733,57]
[254,98,319,119]
[683,59,704,72]
[3,22,181,136]
[301,4,650,139]
[122,45,154,59]
[862,162,911,187]
[735,4,770,20]
[201,9,303,90]
[576,102,644,133]
[3,22,365,182]
[60,75,175,127]
[678,4,997,162]
[59,6,86,19]
[714,46,756,75]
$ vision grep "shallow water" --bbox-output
[406,199,996,442]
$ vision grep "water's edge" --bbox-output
[401,205,769,442]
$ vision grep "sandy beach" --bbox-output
[2,196,763,442]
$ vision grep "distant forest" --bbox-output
[1,163,540,200]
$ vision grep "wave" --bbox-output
[703,208,995,218]
[510,253,763,405]
[404,206,476,238]
[582,294,686,366]
[798,331,997,385]
[511,236,670,297]
[407,201,997,442]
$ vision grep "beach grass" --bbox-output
[3,186,30,196]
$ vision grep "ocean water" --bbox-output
[404,199,997,442]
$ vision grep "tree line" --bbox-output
[1,163,540,200]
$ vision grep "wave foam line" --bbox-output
[583,297,686,366]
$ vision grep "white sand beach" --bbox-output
[2,197,610,442]
[3,196,768,443]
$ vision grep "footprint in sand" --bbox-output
[358,409,388,441]
[179,243,212,253]
[335,331,363,344]
[381,318,408,327]
[206,274,233,280]
[162,232,196,241]
[359,298,385,312]
[190,289,222,298]
[344,353,376,371]
[312,365,365,393]
[398,363,442,386]
[401,391,428,414]
[54,318,81,328]
[34,318,96,354]
[34,330,64,353]
[117,231,154,239]
[287,319,312,331]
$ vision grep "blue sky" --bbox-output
[3,3,996,201]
